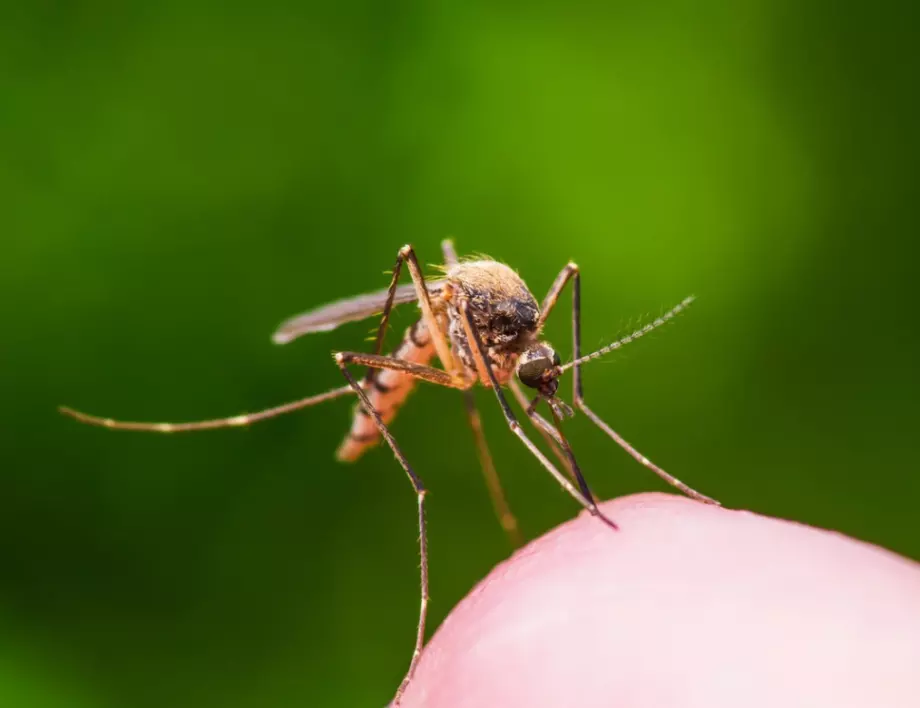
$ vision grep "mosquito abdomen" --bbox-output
[336,318,435,462]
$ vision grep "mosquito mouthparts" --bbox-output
[548,397,574,419]
[526,392,574,421]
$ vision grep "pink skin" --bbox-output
[400,493,920,707]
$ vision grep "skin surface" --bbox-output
[400,493,920,708]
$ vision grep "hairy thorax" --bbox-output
[440,260,541,386]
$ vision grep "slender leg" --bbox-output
[537,261,578,330]
[338,352,467,389]
[547,264,719,505]
[508,378,574,480]
[400,245,461,381]
[545,402,598,507]
[364,244,462,386]
[440,238,459,266]
[461,389,524,547]
[368,251,406,358]
[441,239,523,547]
[58,247,443,435]
[58,385,355,432]
[575,403,719,505]
[361,251,407,397]
[364,246,444,390]
[457,298,617,529]
[336,359,429,707]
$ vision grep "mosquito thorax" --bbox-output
[516,343,562,395]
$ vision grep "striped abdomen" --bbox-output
[336,318,434,462]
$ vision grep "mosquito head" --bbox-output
[516,342,562,397]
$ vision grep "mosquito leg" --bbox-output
[362,244,460,384]
[369,252,405,356]
[561,265,720,505]
[361,249,411,396]
[440,240,523,546]
[536,261,578,330]
[544,402,599,507]
[508,378,575,480]
[337,352,468,390]
[440,238,459,267]
[461,391,523,547]
[576,403,719,505]
[58,384,356,432]
[508,383,601,510]
[399,245,462,382]
[457,298,617,530]
[336,358,429,707]
[509,378,602,510]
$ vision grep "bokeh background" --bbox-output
[3,1,918,706]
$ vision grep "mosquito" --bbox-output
[60,239,719,706]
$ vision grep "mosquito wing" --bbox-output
[272,281,444,344]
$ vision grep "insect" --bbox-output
[60,239,718,706]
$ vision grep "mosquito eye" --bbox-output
[518,357,551,388]
[552,351,561,367]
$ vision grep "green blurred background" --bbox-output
[2,0,918,706]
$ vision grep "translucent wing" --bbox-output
[272,281,444,344]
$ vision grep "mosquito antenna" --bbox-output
[58,384,356,432]
[558,295,695,373]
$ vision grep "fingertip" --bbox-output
[401,492,920,708]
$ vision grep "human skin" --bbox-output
[399,492,920,708]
